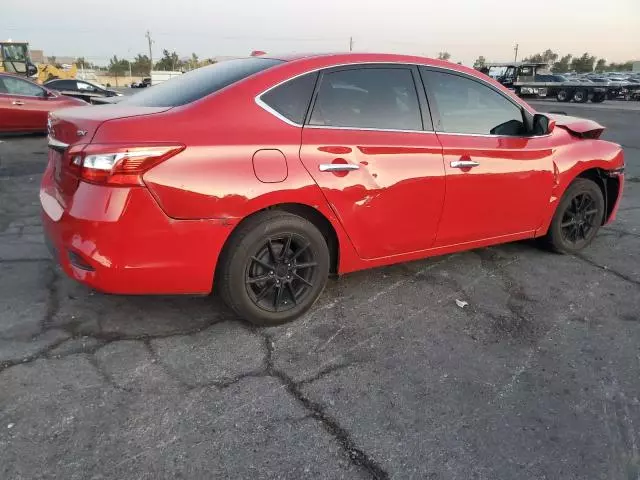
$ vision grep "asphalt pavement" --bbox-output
[0,101,639,479]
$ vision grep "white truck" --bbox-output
[150,70,183,86]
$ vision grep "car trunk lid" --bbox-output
[48,105,171,205]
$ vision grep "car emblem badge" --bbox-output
[77,130,87,137]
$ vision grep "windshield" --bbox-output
[122,57,283,107]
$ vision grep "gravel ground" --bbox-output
[0,101,639,480]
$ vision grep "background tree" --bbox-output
[570,52,596,73]
[188,52,199,70]
[473,56,487,70]
[108,55,130,86]
[607,61,633,72]
[154,49,182,71]
[523,49,558,69]
[541,49,558,66]
[595,58,607,73]
[551,54,572,73]
[437,51,451,61]
[131,54,151,75]
[75,57,92,69]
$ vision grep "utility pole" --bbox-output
[513,43,519,63]
[349,36,354,52]
[145,30,153,75]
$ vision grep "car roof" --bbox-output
[0,72,40,84]
[263,52,497,86]
[262,52,478,76]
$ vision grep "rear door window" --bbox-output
[309,67,423,131]
[123,57,283,107]
[259,72,318,125]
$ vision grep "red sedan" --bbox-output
[40,53,625,325]
[0,73,86,132]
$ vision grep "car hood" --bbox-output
[548,113,605,139]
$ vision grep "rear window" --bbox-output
[122,58,283,107]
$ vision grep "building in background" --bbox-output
[30,49,44,63]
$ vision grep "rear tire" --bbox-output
[573,89,588,103]
[556,89,571,102]
[217,211,330,326]
[543,178,605,254]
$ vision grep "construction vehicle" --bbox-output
[36,63,77,83]
[0,40,37,76]
[1,40,77,83]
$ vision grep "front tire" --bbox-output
[217,211,330,326]
[543,178,605,254]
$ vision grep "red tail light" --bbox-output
[70,144,185,186]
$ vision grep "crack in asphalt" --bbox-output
[259,332,390,480]
[86,354,129,392]
[142,339,193,390]
[603,226,640,239]
[42,263,59,331]
[574,253,640,288]
[0,314,230,374]
[0,285,380,479]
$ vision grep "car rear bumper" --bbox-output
[40,168,235,295]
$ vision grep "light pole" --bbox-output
[127,48,132,85]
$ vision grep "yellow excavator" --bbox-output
[1,40,77,83]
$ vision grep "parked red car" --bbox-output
[40,53,624,325]
[0,73,86,133]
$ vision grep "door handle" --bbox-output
[12,101,25,106]
[319,163,360,172]
[450,160,480,168]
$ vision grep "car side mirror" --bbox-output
[45,90,56,99]
[533,113,555,135]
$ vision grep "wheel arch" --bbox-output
[576,168,621,224]
[536,161,622,237]
[217,202,342,280]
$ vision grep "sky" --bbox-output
[2,0,639,66]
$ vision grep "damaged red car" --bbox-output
[41,53,624,325]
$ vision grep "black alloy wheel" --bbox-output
[543,178,604,254]
[559,193,599,245]
[218,211,330,326]
[245,233,319,313]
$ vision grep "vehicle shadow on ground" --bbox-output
[49,239,550,344]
